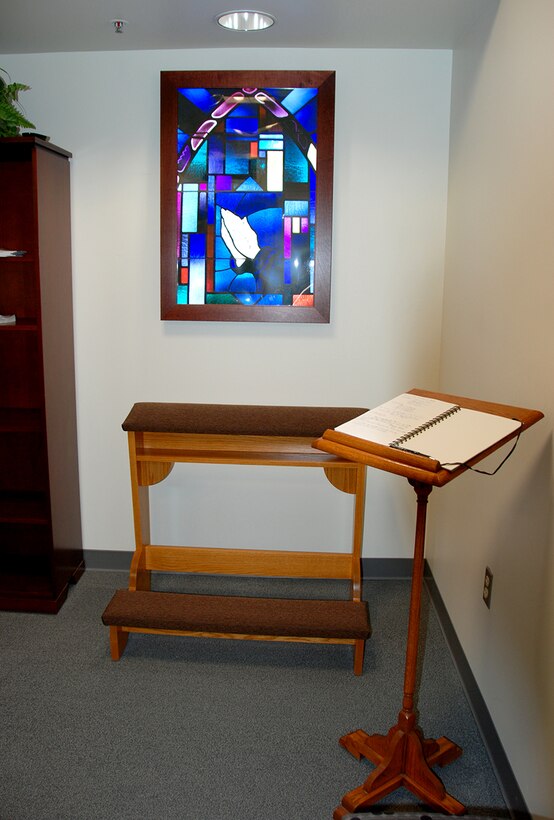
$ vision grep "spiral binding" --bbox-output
[390,404,461,447]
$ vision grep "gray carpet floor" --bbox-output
[0,570,508,820]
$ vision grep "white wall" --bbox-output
[1,47,452,558]
[431,2,554,817]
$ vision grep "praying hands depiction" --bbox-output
[220,208,261,267]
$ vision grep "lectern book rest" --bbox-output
[315,388,542,488]
[333,392,521,470]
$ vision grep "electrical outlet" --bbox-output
[483,566,493,608]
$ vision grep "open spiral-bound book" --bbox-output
[333,393,523,471]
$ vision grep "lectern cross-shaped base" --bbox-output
[333,711,464,818]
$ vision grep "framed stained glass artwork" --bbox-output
[160,70,335,322]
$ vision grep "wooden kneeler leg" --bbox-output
[353,639,365,676]
[109,626,129,660]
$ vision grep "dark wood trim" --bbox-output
[160,70,335,323]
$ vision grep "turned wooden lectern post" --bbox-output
[314,389,543,817]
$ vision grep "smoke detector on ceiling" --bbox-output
[110,19,128,34]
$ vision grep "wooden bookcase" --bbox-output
[0,136,83,612]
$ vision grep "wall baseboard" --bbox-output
[83,549,134,570]
[362,556,414,578]
[83,550,528,819]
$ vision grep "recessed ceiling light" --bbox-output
[216,10,276,32]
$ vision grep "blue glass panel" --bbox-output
[284,200,309,217]
[180,233,189,259]
[214,265,237,291]
[189,233,206,258]
[181,188,198,233]
[207,191,215,224]
[208,135,225,174]
[248,207,283,248]
[179,88,216,113]
[283,137,308,183]
[236,176,264,192]
[284,258,291,285]
[214,234,231,260]
[216,192,281,217]
[290,230,310,258]
[257,138,284,151]
[226,117,259,135]
[177,129,188,155]
[189,259,206,304]
[234,291,263,305]
[187,141,208,182]
[280,87,317,115]
[293,97,317,134]
[225,142,250,175]
[310,167,317,222]
[176,284,188,304]
[230,273,256,293]
[258,294,283,305]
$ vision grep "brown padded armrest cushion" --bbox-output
[102,590,371,640]
[122,403,368,438]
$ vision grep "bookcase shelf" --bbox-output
[0,256,35,267]
[0,260,38,320]
[0,321,38,329]
[0,408,43,432]
[0,569,55,605]
[0,490,50,524]
[0,137,84,613]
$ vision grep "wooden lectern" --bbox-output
[314,388,543,818]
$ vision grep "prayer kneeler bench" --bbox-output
[102,402,371,674]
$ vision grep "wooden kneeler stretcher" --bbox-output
[102,403,372,674]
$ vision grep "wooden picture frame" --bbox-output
[160,70,335,323]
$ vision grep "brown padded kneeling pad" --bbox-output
[122,403,368,438]
[102,589,371,640]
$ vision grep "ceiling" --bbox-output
[1,0,499,55]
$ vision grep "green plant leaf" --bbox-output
[5,82,32,101]
[0,68,35,136]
